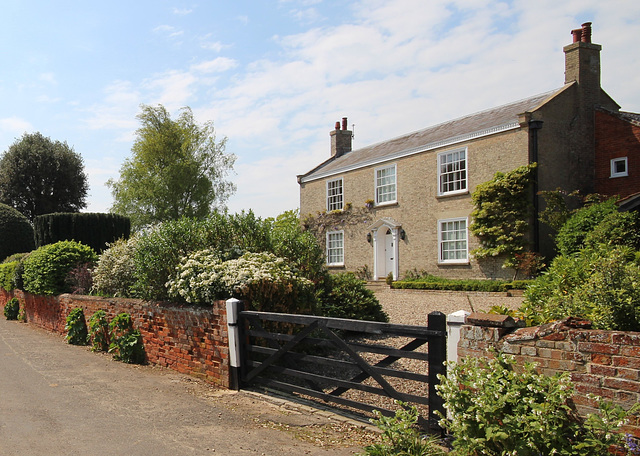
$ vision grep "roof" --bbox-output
[598,107,640,127]
[298,88,562,183]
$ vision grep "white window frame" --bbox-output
[438,217,469,264]
[326,177,344,211]
[438,148,467,196]
[610,157,628,178]
[326,230,344,266]
[375,164,397,205]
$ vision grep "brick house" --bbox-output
[594,108,640,211]
[298,23,631,280]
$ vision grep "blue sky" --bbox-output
[1,0,639,219]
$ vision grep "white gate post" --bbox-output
[226,298,242,390]
[446,310,470,368]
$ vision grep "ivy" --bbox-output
[469,163,536,271]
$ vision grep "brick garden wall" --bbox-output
[458,314,640,438]
[0,290,230,388]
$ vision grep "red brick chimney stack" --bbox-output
[330,117,352,157]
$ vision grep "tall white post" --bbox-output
[226,298,242,390]
[447,310,470,367]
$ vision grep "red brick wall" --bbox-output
[458,318,640,438]
[595,110,640,198]
[0,290,230,388]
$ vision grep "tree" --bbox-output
[0,132,88,220]
[108,104,236,230]
[0,203,35,261]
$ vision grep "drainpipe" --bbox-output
[529,120,543,253]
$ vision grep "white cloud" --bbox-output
[172,7,193,16]
[200,40,228,52]
[83,80,141,133]
[39,72,57,85]
[191,57,238,74]
[153,24,184,38]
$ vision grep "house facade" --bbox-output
[298,23,625,280]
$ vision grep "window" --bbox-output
[438,218,468,263]
[375,164,397,205]
[611,157,628,178]
[326,231,344,265]
[327,178,344,211]
[438,149,467,195]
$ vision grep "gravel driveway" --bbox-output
[372,286,524,325]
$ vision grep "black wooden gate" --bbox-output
[237,310,446,431]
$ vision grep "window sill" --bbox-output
[327,264,346,269]
[437,261,470,266]
[610,174,628,178]
[436,190,469,199]
[375,201,398,208]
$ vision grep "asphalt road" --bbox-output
[0,318,368,456]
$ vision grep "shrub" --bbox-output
[520,246,640,330]
[359,402,446,456]
[91,236,139,297]
[22,240,98,295]
[0,261,18,291]
[437,351,634,456]
[133,213,272,301]
[88,310,110,352]
[317,273,388,322]
[3,297,19,320]
[555,198,619,255]
[65,263,93,294]
[583,209,640,251]
[34,212,130,253]
[65,307,88,345]
[108,313,145,364]
[167,250,316,313]
[0,203,35,261]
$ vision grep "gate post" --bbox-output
[226,298,242,390]
[446,310,470,367]
[427,311,446,432]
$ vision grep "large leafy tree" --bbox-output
[108,104,236,230]
[0,132,88,220]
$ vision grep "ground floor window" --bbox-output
[326,230,344,265]
[438,217,468,263]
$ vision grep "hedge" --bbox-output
[391,279,532,292]
[34,212,130,253]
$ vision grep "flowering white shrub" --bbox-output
[166,250,315,313]
[92,236,139,297]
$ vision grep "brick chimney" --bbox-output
[564,22,601,101]
[330,117,352,157]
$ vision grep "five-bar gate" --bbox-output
[229,304,446,431]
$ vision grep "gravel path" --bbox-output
[372,286,524,325]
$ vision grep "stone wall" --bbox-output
[457,313,640,438]
[0,290,230,387]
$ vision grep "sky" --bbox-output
[1,0,639,219]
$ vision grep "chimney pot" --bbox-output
[571,28,582,43]
[581,22,592,43]
[335,121,340,130]
[342,117,348,130]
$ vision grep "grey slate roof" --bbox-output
[299,88,561,183]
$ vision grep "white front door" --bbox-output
[385,229,394,277]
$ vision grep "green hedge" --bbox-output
[34,212,130,253]
[0,203,35,261]
[0,261,18,291]
[391,279,532,292]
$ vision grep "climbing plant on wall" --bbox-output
[469,163,537,272]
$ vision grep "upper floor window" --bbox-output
[375,164,397,205]
[326,230,344,266]
[438,217,468,264]
[327,177,344,211]
[438,149,467,195]
[611,157,628,178]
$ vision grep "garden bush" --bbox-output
[0,203,35,261]
[167,250,316,313]
[88,310,110,352]
[108,313,145,364]
[3,297,19,320]
[317,273,388,322]
[555,198,619,255]
[520,246,640,330]
[437,351,635,455]
[22,240,98,295]
[0,261,18,291]
[65,307,88,345]
[91,236,139,297]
